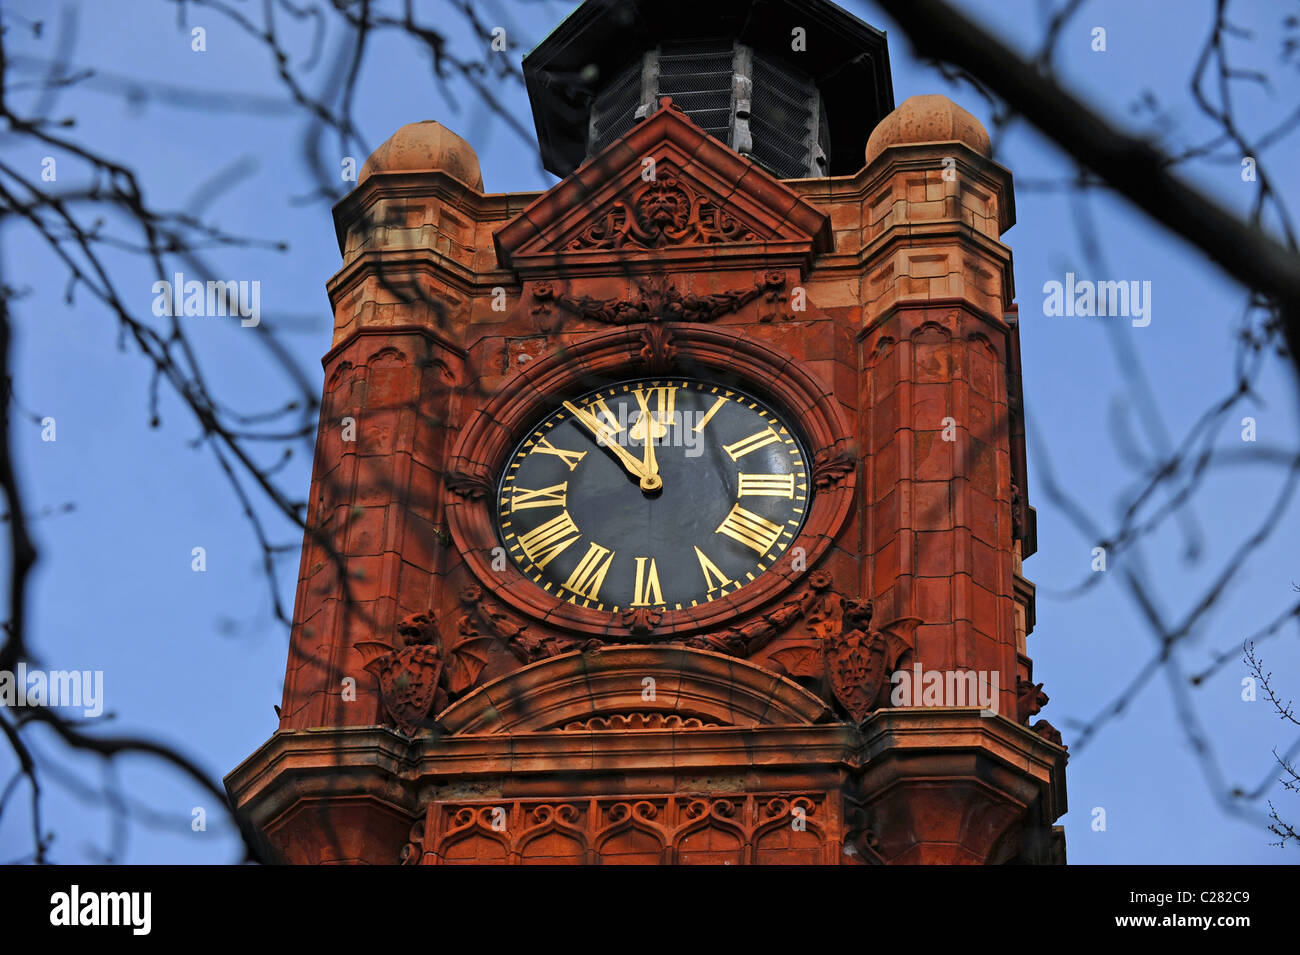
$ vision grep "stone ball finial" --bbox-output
[864,94,992,166]
[359,120,484,190]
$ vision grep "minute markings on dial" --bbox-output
[497,379,809,612]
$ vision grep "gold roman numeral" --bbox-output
[694,546,732,593]
[564,542,615,600]
[635,385,676,422]
[736,473,796,498]
[722,428,780,461]
[631,557,664,607]
[532,436,587,471]
[631,386,676,442]
[715,503,783,555]
[692,396,727,433]
[510,482,567,511]
[585,397,623,435]
[517,511,581,569]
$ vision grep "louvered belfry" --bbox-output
[585,38,829,180]
[526,0,893,180]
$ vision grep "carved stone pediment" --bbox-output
[495,99,832,276]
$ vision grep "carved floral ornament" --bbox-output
[568,173,761,252]
[530,271,790,331]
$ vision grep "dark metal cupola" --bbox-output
[523,0,894,180]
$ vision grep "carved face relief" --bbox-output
[495,378,811,614]
[634,179,691,237]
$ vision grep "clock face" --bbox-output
[496,378,810,613]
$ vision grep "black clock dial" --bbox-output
[496,378,810,612]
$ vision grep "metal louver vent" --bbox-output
[585,41,828,179]
[656,40,734,144]
[749,55,823,178]
[589,57,645,154]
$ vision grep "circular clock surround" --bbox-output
[446,324,856,640]
[497,378,811,614]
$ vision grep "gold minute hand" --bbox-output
[632,390,663,492]
[562,400,647,481]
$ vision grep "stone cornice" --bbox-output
[325,247,517,308]
[811,217,1015,292]
[791,141,1016,235]
[225,710,1066,837]
[856,707,1067,822]
[858,297,1017,338]
[320,323,468,369]
[501,243,820,282]
[331,170,542,254]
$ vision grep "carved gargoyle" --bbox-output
[819,596,922,723]
[354,610,495,736]
[565,171,760,252]
[1015,678,1065,747]
[1032,719,1065,747]
[1016,678,1048,724]
[689,569,922,722]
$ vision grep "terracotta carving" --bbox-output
[455,584,595,663]
[563,713,718,731]
[1033,719,1065,747]
[401,791,833,864]
[445,467,494,500]
[1017,678,1048,724]
[569,173,760,250]
[812,442,857,489]
[534,271,785,326]
[823,598,918,723]
[354,611,494,735]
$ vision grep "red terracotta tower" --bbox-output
[226,0,1067,865]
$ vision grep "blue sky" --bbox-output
[1,0,1297,863]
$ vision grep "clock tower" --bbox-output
[226,0,1068,865]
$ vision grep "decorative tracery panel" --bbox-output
[402,792,842,865]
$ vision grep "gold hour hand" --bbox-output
[562,400,647,482]
[631,391,663,492]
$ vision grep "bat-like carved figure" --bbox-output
[822,598,922,723]
[354,611,495,736]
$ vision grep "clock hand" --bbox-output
[562,400,647,482]
[632,390,663,492]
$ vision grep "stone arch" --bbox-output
[437,805,511,865]
[593,801,670,865]
[516,804,588,864]
[752,794,826,864]
[672,797,746,865]
[910,320,954,342]
[325,360,355,392]
[866,335,896,366]
[435,645,832,735]
[366,345,407,367]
